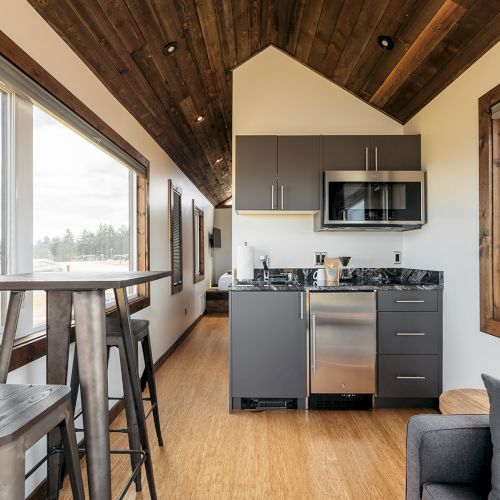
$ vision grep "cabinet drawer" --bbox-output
[378,290,438,312]
[378,355,440,398]
[378,312,442,354]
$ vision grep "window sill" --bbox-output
[9,295,150,372]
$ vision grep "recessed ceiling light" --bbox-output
[196,115,205,123]
[377,35,394,51]
[163,42,177,56]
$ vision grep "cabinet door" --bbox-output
[322,135,371,171]
[371,135,421,170]
[231,291,307,398]
[235,136,277,210]
[278,136,320,211]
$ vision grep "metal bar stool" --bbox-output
[0,384,84,500]
[70,318,163,495]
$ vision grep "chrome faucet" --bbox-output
[260,255,270,282]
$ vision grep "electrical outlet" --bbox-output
[314,252,327,266]
[394,251,402,265]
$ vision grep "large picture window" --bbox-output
[0,54,149,345]
[32,105,137,327]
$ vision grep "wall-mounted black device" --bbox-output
[210,227,221,248]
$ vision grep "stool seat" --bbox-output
[0,384,70,445]
[106,318,149,340]
[0,384,84,499]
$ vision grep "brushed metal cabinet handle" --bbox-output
[300,292,304,319]
[395,300,425,303]
[271,184,274,209]
[396,332,426,336]
[365,147,369,171]
[396,376,426,380]
[375,146,378,171]
[281,185,284,210]
[311,313,317,374]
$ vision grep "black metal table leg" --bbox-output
[46,290,73,499]
[73,289,111,500]
[115,288,157,500]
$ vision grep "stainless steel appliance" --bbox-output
[309,292,376,395]
[323,170,425,229]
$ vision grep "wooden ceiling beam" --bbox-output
[345,0,418,94]
[294,0,324,63]
[333,0,391,85]
[307,0,343,71]
[369,0,469,107]
[395,8,500,122]
[319,0,364,77]
[359,0,445,100]
[283,0,306,55]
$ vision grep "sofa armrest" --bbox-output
[406,414,492,500]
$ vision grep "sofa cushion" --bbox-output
[422,483,486,500]
[482,374,500,500]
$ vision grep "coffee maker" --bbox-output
[339,256,353,281]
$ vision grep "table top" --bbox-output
[439,388,489,415]
[0,271,171,291]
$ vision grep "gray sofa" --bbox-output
[406,414,493,499]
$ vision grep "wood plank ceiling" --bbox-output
[27,0,500,205]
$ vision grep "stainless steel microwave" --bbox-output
[323,170,426,230]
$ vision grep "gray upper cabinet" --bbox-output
[235,135,320,212]
[322,135,421,171]
[230,291,307,399]
[371,135,421,170]
[278,136,320,211]
[322,135,371,171]
[235,135,277,211]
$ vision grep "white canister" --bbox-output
[313,268,326,284]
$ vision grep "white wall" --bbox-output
[213,208,232,283]
[0,1,214,494]
[232,46,404,270]
[403,41,500,389]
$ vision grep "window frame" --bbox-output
[479,82,500,337]
[192,200,205,284]
[169,179,183,295]
[0,31,151,372]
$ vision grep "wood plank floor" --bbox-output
[60,314,434,499]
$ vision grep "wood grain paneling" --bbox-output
[24,0,500,204]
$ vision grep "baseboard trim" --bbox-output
[27,312,204,500]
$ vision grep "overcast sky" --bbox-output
[33,106,131,242]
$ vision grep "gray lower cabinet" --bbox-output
[376,290,443,406]
[230,291,307,407]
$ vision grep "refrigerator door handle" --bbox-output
[311,313,317,374]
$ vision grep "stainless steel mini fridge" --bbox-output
[309,292,377,395]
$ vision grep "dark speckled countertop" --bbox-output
[228,267,444,292]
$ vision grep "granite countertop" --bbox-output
[229,282,443,292]
[229,267,444,292]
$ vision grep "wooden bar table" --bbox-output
[0,271,170,500]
